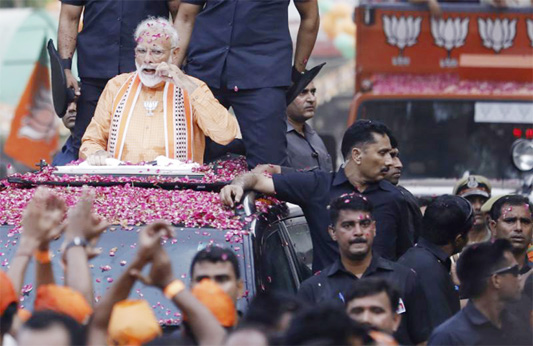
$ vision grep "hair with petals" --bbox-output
[134,17,179,48]
[490,194,532,221]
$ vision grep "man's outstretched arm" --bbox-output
[219,172,276,207]
[174,2,202,66]
[294,0,320,72]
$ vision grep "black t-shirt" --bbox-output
[273,168,413,271]
[429,301,532,345]
[298,255,431,345]
[399,238,461,331]
[61,0,170,79]
[183,0,305,89]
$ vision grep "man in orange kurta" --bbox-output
[80,17,239,165]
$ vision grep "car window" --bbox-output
[261,228,297,294]
[283,217,313,271]
[358,100,532,180]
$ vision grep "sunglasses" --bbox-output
[491,264,520,277]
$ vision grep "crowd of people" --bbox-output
[1,165,532,345]
[2,0,532,345]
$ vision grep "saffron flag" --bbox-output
[4,40,58,168]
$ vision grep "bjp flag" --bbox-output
[4,40,58,168]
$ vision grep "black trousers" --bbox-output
[206,86,288,168]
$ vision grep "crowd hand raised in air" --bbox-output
[9,187,67,303]
[135,221,175,264]
[21,186,67,252]
[65,187,108,240]
[61,186,109,263]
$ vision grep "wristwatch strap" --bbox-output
[64,237,88,253]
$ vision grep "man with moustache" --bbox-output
[489,195,532,274]
[297,194,430,345]
[285,64,332,172]
[489,195,533,331]
[220,120,413,271]
[58,0,180,162]
[80,17,239,165]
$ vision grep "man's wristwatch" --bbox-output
[61,57,72,70]
[64,237,88,253]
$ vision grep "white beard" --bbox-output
[135,61,165,88]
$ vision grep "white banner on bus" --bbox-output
[474,102,533,124]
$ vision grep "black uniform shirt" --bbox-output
[273,168,413,271]
[398,238,460,330]
[428,301,533,345]
[297,255,430,345]
[61,0,170,79]
[183,0,306,89]
[396,185,423,242]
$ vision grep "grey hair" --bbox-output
[134,17,179,48]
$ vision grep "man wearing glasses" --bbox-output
[80,17,239,165]
[297,194,431,346]
[429,239,531,345]
[56,0,180,164]
[489,195,533,331]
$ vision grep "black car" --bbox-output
[0,186,313,323]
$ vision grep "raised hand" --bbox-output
[135,221,174,263]
[130,248,175,290]
[65,186,109,241]
[21,186,67,251]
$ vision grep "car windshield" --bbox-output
[358,100,533,180]
[0,225,247,324]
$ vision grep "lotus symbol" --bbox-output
[527,19,533,47]
[431,17,469,68]
[383,15,422,66]
[478,18,517,53]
